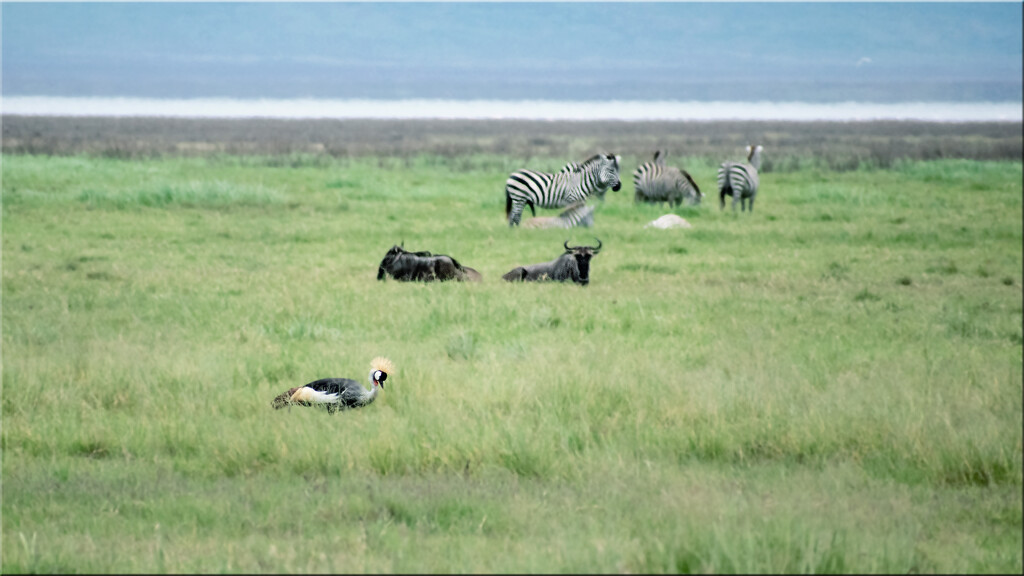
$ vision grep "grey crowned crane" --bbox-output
[271,357,395,414]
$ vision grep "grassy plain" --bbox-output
[2,120,1022,572]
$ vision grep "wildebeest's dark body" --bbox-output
[377,244,482,282]
[502,240,602,286]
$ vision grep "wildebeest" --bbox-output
[377,244,482,282]
[501,239,602,286]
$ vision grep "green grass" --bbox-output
[3,153,1022,573]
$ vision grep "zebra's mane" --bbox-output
[573,154,608,171]
[560,153,614,175]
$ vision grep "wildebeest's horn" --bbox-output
[592,238,602,253]
[564,240,573,252]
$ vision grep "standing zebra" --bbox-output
[717,145,763,212]
[633,150,703,207]
[504,153,621,226]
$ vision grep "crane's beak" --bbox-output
[376,376,386,390]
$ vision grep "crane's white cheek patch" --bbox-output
[291,388,339,404]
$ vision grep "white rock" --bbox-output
[645,214,692,229]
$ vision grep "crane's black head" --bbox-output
[373,370,387,390]
[369,357,395,389]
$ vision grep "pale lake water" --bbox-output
[3,96,1021,122]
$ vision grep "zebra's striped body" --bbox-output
[504,153,621,226]
[521,201,595,229]
[633,150,703,207]
[718,145,763,212]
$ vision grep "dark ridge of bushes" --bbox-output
[2,115,1021,172]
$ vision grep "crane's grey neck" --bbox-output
[357,382,379,406]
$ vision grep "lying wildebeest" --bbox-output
[501,239,602,286]
[377,244,482,282]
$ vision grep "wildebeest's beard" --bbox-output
[576,254,592,285]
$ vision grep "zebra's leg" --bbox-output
[508,202,526,226]
[720,189,727,210]
[748,196,755,212]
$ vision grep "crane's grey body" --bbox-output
[272,377,378,414]
[302,378,377,412]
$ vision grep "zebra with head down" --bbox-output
[504,153,621,226]
[633,150,703,207]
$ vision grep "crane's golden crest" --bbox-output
[370,356,396,376]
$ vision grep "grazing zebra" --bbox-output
[633,150,703,207]
[717,145,763,212]
[504,153,622,226]
[521,201,596,229]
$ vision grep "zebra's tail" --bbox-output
[505,189,512,221]
[682,169,701,197]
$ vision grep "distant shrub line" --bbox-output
[3,116,1021,172]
